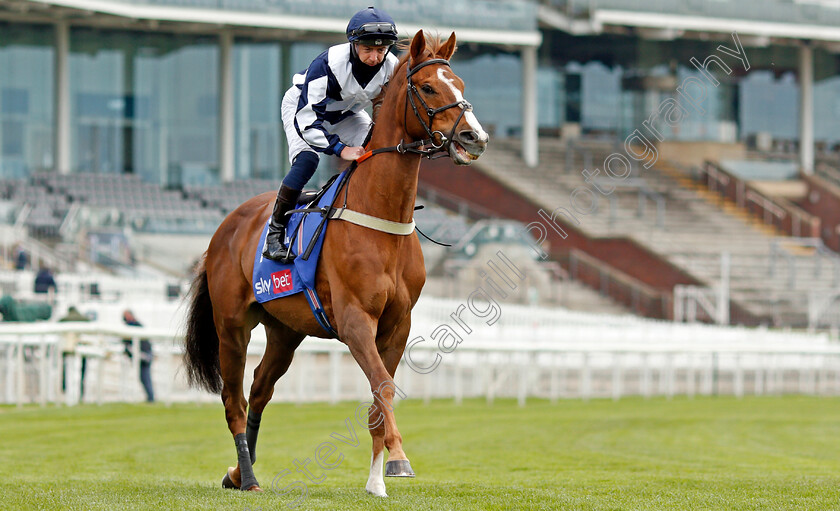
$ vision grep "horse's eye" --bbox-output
[421,84,435,95]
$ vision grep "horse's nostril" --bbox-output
[458,130,480,143]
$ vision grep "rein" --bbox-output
[355,57,472,163]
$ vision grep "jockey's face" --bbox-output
[355,43,389,66]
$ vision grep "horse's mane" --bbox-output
[371,33,455,123]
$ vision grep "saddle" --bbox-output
[251,170,352,337]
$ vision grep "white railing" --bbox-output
[2,298,839,407]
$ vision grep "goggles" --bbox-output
[350,22,397,40]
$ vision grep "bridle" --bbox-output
[356,57,473,163]
[404,58,472,156]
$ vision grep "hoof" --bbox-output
[365,480,388,497]
[385,459,415,478]
[243,484,263,492]
[222,467,240,489]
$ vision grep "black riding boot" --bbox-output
[263,185,301,262]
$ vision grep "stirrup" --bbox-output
[275,248,296,264]
[263,246,296,263]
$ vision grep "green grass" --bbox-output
[2,396,839,510]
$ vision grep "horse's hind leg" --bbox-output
[216,306,262,491]
[237,317,304,477]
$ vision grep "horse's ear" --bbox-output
[438,32,457,61]
[410,30,426,62]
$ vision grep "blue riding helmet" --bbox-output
[346,6,398,46]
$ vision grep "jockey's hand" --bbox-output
[340,146,366,161]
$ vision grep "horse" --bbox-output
[182,30,488,498]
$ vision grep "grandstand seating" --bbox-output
[0,172,226,237]
[0,169,663,315]
[184,178,277,213]
[471,137,840,327]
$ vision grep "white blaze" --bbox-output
[437,68,487,139]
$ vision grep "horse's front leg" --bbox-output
[376,318,414,478]
[339,307,409,497]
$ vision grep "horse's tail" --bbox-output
[183,262,223,394]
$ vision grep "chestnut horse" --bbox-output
[182,30,487,498]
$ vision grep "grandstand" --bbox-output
[459,138,840,327]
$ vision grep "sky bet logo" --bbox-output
[255,269,294,295]
[272,270,294,293]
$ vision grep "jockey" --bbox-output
[263,6,400,262]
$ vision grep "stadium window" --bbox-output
[1,120,24,157]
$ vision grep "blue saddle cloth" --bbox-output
[251,171,348,337]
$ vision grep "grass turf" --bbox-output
[2,396,839,510]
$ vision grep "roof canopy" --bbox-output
[0,0,541,47]
[541,0,840,47]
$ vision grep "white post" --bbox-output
[798,355,807,394]
[581,353,591,401]
[755,359,765,396]
[52,342,61,403]
[68,353,80,406]
[399,357,410,404]
[517,353,529,407]
[799,44,814,176]
[611,352,622,401]
[5,342,14,403]
[521,46,538,168]
[702,354,713,395]
[16,336,24,408]
[424,362,433,405]
[718,252,730,325]
[54,21,71,174]
[219,30,235,183]
[329,350,341,405]
[39,337,47,407]
[549,354,560,404]
[686,355,695,399]
[454,353,463,405]
[97,335,104,405]
[296,351,306,404]
[485,364,494,406]
[666,354,675,399]
[819,356,828,396]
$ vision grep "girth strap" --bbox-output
[328,207,415,235]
